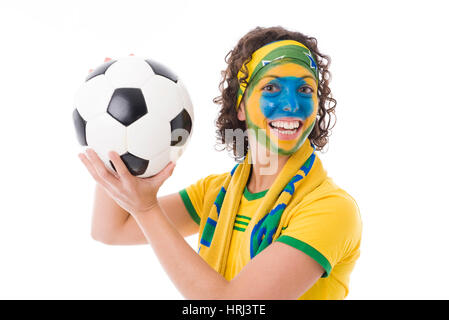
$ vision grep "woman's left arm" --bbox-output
[135,203,323,299]
[79,149,324,300]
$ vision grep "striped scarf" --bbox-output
[197,138,327,275]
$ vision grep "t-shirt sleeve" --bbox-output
[275,193,362,278]
[178,173,227,226]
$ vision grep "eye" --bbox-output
[262,84,279,93]
[298,86,313,94]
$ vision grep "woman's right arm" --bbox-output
[91,184,199,245]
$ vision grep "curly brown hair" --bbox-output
[213,26,337,161]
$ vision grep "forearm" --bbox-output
[133,203,229,299]
[91,184,130,243]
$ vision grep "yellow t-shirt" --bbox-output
[223,186,268,281]
[179,173,362,300]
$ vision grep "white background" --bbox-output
[0,0,448,299]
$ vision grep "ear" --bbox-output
[237,101,246,121]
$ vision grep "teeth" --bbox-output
[270,120,300,129]
[272,128,296,135]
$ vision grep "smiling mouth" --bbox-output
[266,118,303,141]
[268,118,303,134]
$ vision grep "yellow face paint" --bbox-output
[244,61,318,155]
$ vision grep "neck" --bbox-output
[246,145,290,193]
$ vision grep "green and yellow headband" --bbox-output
[235,39,319,110]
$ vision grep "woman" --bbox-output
[79,26,362,300]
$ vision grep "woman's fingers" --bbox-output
[84,148,120,187]
[78,152,118,197]
[79,150,124,200]
[108,151,132,180]
[78,153,102,182]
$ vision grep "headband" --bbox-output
[235,39,319,110]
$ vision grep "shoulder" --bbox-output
[202,172,229,186]
[184,171,229,192]
[288,177,362,248]
[300,177,360,223]
[192,172,229,198]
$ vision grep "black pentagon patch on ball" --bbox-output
[109,152,149,176]
[72,108,88,146]
[145,59,178,83]
[85,60,117,81]
[170,108,192,146]
[107,88,148,126]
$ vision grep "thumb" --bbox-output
[161,161,176,179]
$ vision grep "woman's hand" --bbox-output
[78,148,176,217]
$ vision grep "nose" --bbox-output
[282,106,299,112]
[282,92,300,113]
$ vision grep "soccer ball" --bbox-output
[72,56,194,177]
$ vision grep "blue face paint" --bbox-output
[259,76,315,121]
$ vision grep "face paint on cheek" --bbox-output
[242,82,272,149]
[244,101,272,152]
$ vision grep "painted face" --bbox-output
[243,61,319,155]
